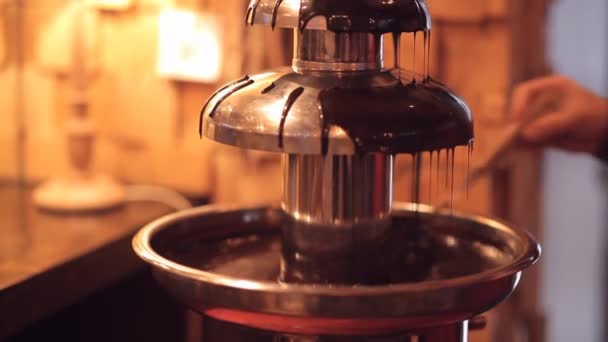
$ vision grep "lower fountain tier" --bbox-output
[133,203,539,336]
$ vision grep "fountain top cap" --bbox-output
[247,0,431,32]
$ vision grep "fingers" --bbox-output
[520,111,578,144]
[511,75,571,120]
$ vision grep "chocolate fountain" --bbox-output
[133,1,540,340]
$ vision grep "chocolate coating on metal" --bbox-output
[271,0,285,29]
[319,75,473,154]
[199,75,251,137]
[246,0,431,32]
[261,82,276,94]
[299,0,431,32]
[278,87,305,148]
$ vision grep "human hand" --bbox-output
[511,75,608,154]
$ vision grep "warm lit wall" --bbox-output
[0,1,19,180]
[0,0,287,200]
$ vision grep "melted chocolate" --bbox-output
[208,79,254,119]
[318,76,473,155]
[436,149,441,195]
[271,0,285,30]
[278,87,305,148]
[414,153,422,206]
[422,30,427,79]
[429,150,433,199]
[413,31,417,83]
[445,148,450,188]
[281,218,436,285]
[199,75,250,137]
[246,0,262,26]
[450,147,455,209]
[261,82,276,94]
[298,0,430,33]
[467,142,472,198]
[426,30,431,79]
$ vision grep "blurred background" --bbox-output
[0,0,606,341]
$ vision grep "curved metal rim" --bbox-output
[203,119,356,155]
[132,203,541,296]
[247,0,431,32]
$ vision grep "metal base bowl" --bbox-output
[132,203,539,336]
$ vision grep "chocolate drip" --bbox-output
[318,75,473,155]
[271,0,285,29]
[436,149,441,195]
[321,117,330,155]
[423,30,428,80]
[410,153,416,205]
[426,29,431,80]
[278,87,305,148]
[412,31,417,85]
[393,32,401,82]
[208,80,254,120]
[445,148,450,188]
[246,0,262,26]
[467,141,472,199]
[429,150,433,200]
[261,82,276,94]
[450,147,455,210]
[298,0,430,33]
[199,75,250,137]
[414,152,422,207]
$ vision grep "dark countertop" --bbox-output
[0,184,172,338]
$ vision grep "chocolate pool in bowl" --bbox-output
[133,203,539,336]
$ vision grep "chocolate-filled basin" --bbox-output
[132,203,539,336]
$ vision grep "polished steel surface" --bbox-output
[246,0,327,30]
[202,68,352,154]
[293,30,383,72]
[423,321,468,342]
[281,153,393,283]
[282,153,392,225]
[133,203,540,335]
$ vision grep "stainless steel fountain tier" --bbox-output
[133,203,540,339]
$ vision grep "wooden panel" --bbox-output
[428,0,508,21]
[0,2,21,180]
[0,68,18,179]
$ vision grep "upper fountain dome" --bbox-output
[246,0,431,32]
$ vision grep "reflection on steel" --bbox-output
[282,154,393,225]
